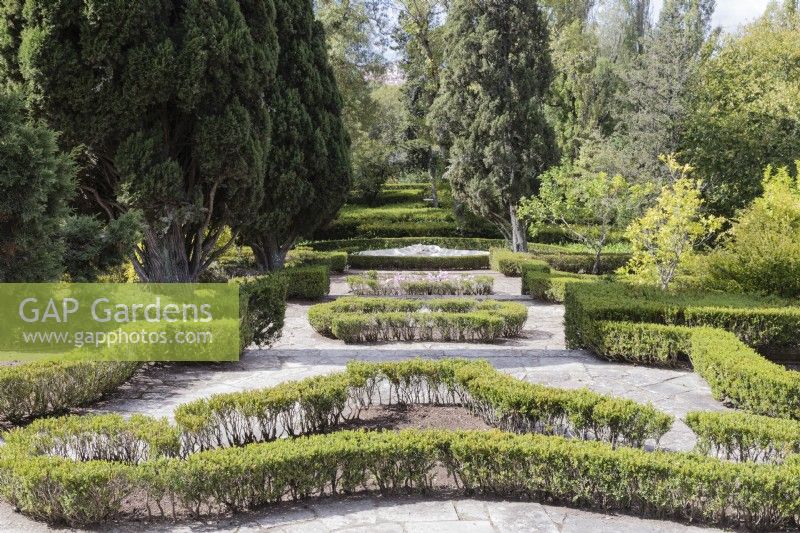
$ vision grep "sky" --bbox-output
[652,0,773,32]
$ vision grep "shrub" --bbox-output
[232,273,288,349]
[5,428,800,529]
[308,298,527,343]
[304,237,505,254]
[285,266,330,300]
[489,249,550,277]
[348,253,490,270]
[0,361,140,424]
[564,282,800,418]
[705,165,800,298]
[523,270,595,302]
[535,252,630,274]
[286,247,347,273]
[686,410,800,464]
[347,271,494,296]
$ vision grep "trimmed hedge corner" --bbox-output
[285,265,331,300]
[522,269,596,302]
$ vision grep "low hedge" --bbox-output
[286,248,347,273]
[0,275,288,425]
[284,265,330,300]
[348,253,490,271]
[564,282,800,419]
[0,361,141,424]
[522,269,595,302]
[564,282,800,352]
[489,248,550,277]
[232,272,289,349]
[347,271,494,296]
[686,411,800,464]
[173,359,672,452]
[308,298,528,343]
[304,237,505,254]
[535,252,630,274]
[4,427,800,528]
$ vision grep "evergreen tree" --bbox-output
[432,0,558,251]
[618,0,715,187]
[1,0,278,282]
[241,0,351,270]
[0,91,75,281]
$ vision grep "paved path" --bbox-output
[0,494,722,532]
[0,271,731,532]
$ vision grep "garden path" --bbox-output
[0,270,730,532]
[0,494,722,532]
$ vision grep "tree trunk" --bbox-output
[592,248,602,275]
[252,234,291,272]
[428,148,439,208]
[136,225,194,282]
[509,204,528,252]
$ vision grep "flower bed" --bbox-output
[308,298,527,342]
[347,271,494,296]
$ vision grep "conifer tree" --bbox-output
[242,0,350,270]
[1,0,279,281]
[432,0,558,251]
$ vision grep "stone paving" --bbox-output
[0,494,723,532]
[0,270,732,532]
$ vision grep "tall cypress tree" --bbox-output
[241,0,350,270]
[0,0,278,282]
[432,0,558,251]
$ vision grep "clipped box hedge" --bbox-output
[489,248,550,277]
[284,265,331,300]
[308,298,528,343]
[348,253,490,271]
[522,269,595,302]
[686,410,800,464]
[347,271,494,296]
[564,282,800,419]
[173,359,672,452]
[304,237,505,254]
[286,247,347,273]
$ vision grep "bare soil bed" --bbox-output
[343,404,492,432]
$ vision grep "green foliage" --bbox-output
[347,271,494,296]
[622,158,724,290]
[0,91,74,282]
[523,270,596,303]
[705,165,800,298]
[489,249,551,277]
[306,237,505,254]
[284,266,331,301]
[232,273,289,349]
[286,248,348,273]
[431,0,558,251]
[308,298,527,342]
[686,410,800,464]
[61,213,142,282]
[519,165,646,273]
[564,282,800,418]
[682,7,800,214]
[614,0,714,187]
[241,0,350,271]
[348,253,489,271]
[0,361,140,424]
[1,0,280,282]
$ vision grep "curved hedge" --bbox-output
[0,274,288,424]
[173,359,672,452]
[565,282,800,418]
[308,298,528,342]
